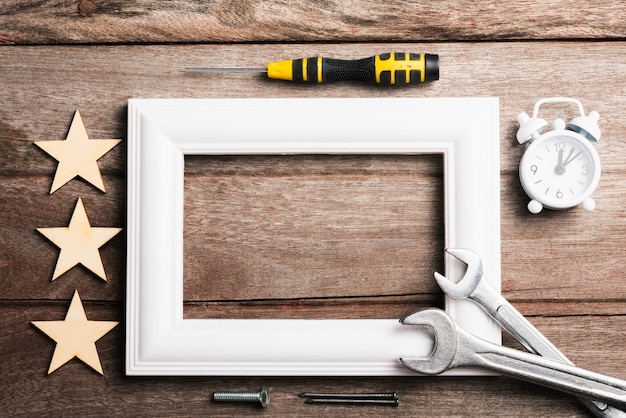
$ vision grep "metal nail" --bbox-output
[212,386,270,407]
[304,398,399,406]
[299,392,397,400]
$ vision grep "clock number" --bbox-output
[581,165,589,175]
[556,189,563,199]
[553,142,565,152]
[530,164,538,174]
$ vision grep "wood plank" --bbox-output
[1,1,626,44]
[3,175,624,308]
[1,42,625,174]
[183,295,443,320]
[4,302,623,416]
[4,165,625,308]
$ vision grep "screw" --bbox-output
[212,386,270,407]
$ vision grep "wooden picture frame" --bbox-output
[126,97,501,376]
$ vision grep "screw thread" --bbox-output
[212,387,269,407]
[213,391,261,403]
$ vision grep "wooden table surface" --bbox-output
[3,1,626,416]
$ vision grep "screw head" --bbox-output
[259,386,270,407]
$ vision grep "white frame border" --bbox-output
[126,97,501,376]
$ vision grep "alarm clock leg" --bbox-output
[582,198,596,211]
[528,199,543,214]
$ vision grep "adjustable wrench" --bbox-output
[434,248,625,417]
[399,308,626,409]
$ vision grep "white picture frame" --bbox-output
[126,97,501,376]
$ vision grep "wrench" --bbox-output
[399,308,626,409]
[434,248,625,417]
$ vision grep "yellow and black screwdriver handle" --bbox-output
[267,53,439,85]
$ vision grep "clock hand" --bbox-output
[555,148,565,175]
[563,148,582,167]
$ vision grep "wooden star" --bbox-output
[35,110,121,193]
[31,290,118,375]
[37,197,122,281]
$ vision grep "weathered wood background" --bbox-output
[2,1,626,416]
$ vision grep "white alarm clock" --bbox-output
[517,98,601,214]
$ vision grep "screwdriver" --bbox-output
[186,53,439,85]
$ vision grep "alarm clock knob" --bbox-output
[527,199,544,214]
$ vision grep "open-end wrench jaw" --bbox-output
[398,308,458,375]
[434,248,484,298]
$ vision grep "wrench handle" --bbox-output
[467,333,626,409]
[494,304,567,359]
[495,305,623,416]
[473,281,622,416]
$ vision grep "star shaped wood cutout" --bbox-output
[31,290,118,375]
[37,197,122,281]
[35,110,121,193]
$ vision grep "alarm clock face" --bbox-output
[519,131,601,209]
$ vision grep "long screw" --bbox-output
[212,386,270,407]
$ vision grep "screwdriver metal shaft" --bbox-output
[186,52,438,85]
[185,67,266,73]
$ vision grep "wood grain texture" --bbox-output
[4,302,622,416]
[183,154,444,318]
[2,40,626,416]
[1,1,626,44]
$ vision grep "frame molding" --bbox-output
[126,97,501,376]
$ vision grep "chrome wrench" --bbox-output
[434,248,625,417]
[399,308,626,409]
